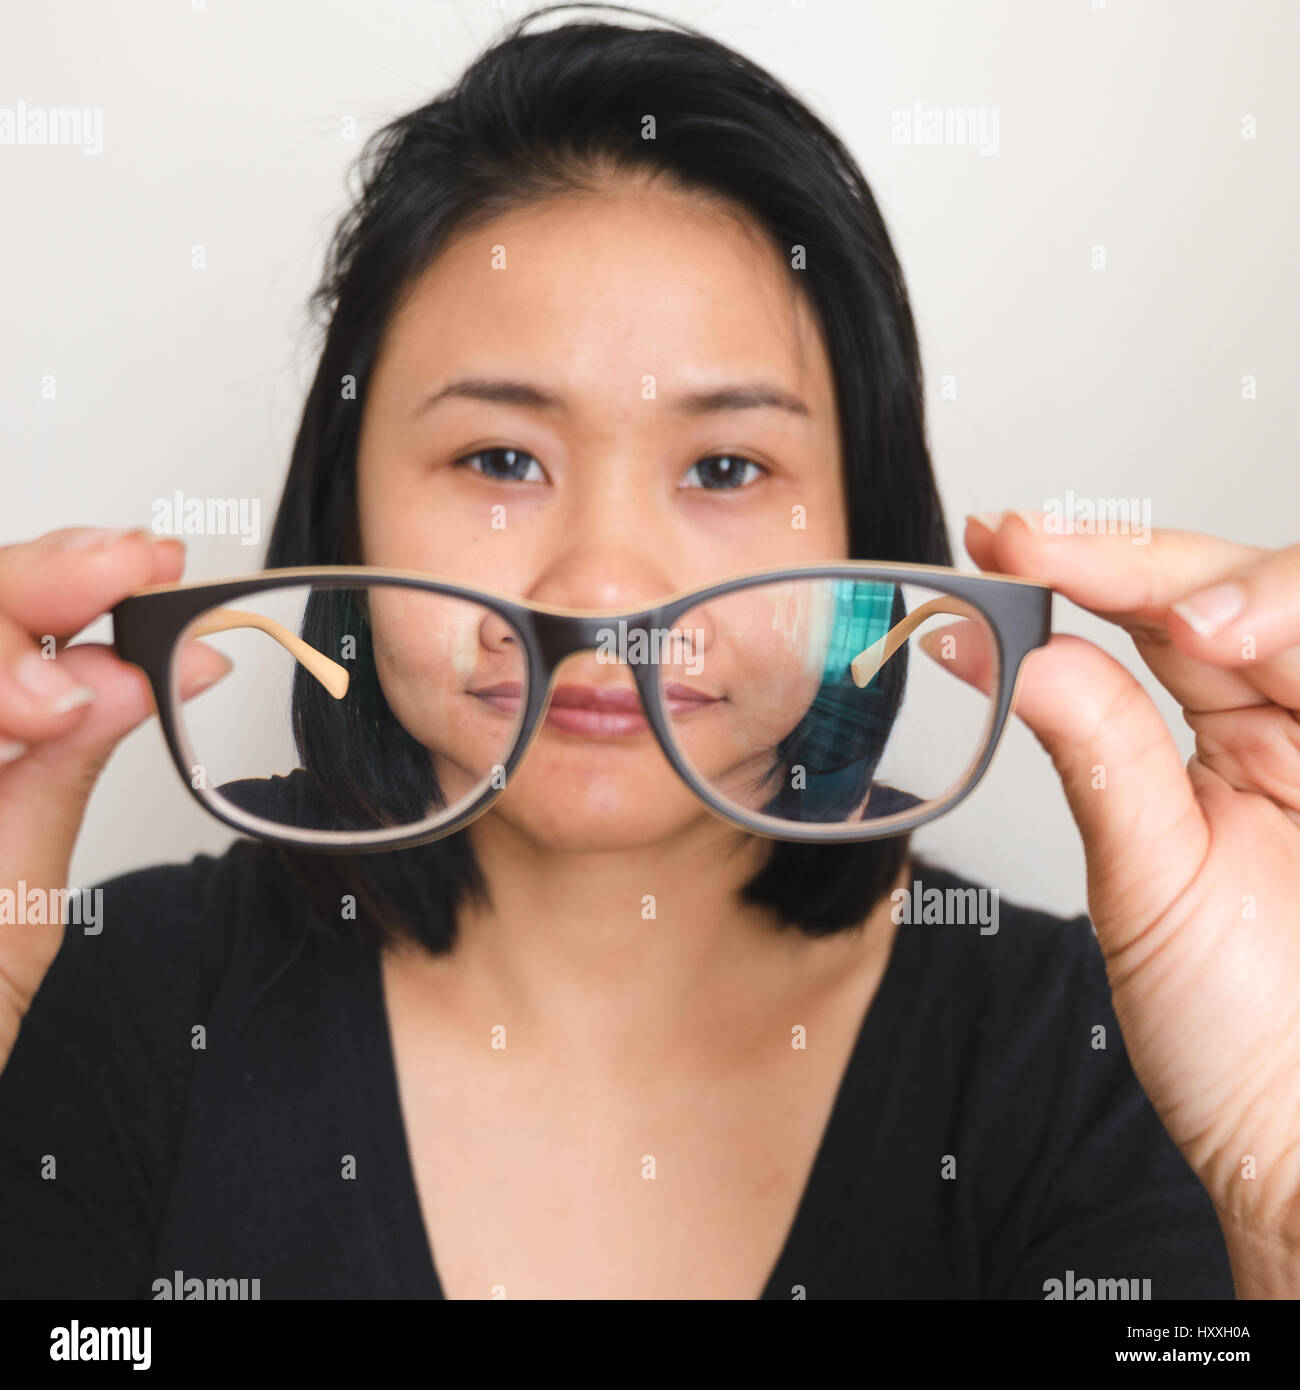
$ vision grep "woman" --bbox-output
[0,6,1296,1300]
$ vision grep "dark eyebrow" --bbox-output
[412,378,810,420]
[413,378,564,417]
[671,384,810,417]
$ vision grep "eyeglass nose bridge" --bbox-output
[524,608,669,672]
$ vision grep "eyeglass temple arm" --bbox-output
[188,609,350,700]
[849,595,982,688]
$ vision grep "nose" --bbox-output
[478,609,520,658]
[475,558,661,671]
[479,467,726,672]
[525,540,674,618]
[520,555,726,678]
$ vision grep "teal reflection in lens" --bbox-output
[820,580,895,685]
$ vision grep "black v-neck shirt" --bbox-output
[0,842,1234,1299]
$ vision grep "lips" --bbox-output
[468,680,721,736]
[660,681,721,717]
[546,684,649,736]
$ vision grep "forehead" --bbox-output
[371,184,836,412]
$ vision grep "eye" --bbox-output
[455,447,547,483]
[680,454,766,491]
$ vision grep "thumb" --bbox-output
[924,625,1208,944]
[1,638,228,874]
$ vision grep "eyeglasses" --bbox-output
[111,562,1052,852]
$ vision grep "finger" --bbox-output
[1182,704,1300,823]
[917,618,995,691]
[965,513,1298,713]
[925,627,1209,946]
[169,639,234,713]
[986,515,1300,709]
[0,638,229,878]
[0,532,185,745]
[963,512,1262,628]
[0,528,185,637]
[0,640,155,1019]
[0,606,103,748]
[0,637,230,786]
[1167,541,1300,675]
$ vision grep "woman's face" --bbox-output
[355,180,849,849]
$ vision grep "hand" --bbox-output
[0,529,223,1078]
[958,511,1300,1296]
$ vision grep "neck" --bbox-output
[390,812,909,1066]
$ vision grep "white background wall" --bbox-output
[2,0,1296,919]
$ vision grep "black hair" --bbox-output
[261,2,951,952]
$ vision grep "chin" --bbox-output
[487,762,713,853]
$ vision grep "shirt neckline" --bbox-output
[757,905,922,1298]
[360,904,925,1301]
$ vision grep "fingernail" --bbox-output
[0,740,28,764]
[51,686,97,713]
[59,527,133,552]
[14,652,97,712]
[1010,510,1044,533]
[1171,582,1247,638]
[967,512,1004,532]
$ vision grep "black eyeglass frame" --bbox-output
[111,562,1052,853]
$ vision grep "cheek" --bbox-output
[356,459,549,595]
[358,461,450,567]
[356,432,471,562]
[655,582,841,814]
[367,589,526,802]
[671,582,833,731]
[371,589,481,685]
